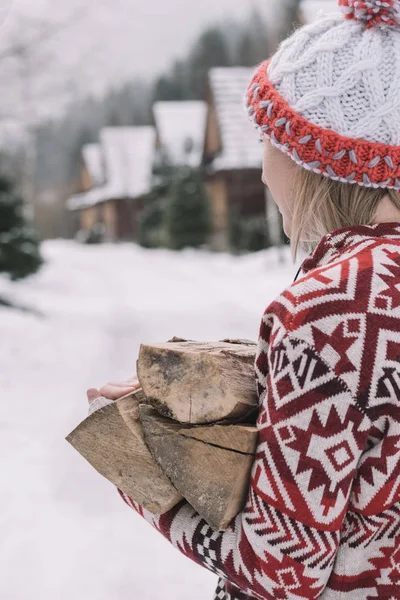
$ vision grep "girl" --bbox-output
[87,1,400,598]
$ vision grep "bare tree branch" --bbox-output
[0,7,87,62]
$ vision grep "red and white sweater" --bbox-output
[119,222,400,600]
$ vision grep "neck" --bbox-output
[370,194,400,225]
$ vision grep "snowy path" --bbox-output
[0,241,296,600]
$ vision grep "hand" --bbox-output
[86,375,140,404]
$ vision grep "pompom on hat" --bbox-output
[246,0,400,190]
[340,1,400,29]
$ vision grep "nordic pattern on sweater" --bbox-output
[119,222,400,600]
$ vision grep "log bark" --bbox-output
[137,340,258,424]
[66,392,182,514]
[139,405,258,531]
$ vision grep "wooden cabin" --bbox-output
[204,68,268,251]
[153,101,207,168]
[72,143,104,235]
[67,127,156,241]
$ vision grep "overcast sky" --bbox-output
[0,0,269,92]
[0,0,338,123]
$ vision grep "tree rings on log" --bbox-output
[140,405,258,531]
[137,340,258,424]
[66,394,182,514]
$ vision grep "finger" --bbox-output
[100,383,140,400]
[87,388,102,403]
[104,380,139,389]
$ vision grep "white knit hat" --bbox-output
[246,0,400,189]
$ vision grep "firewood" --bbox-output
[116,390,145,440]
[139,405,258,531]
[137,340,258,425]
[66,391,182,514]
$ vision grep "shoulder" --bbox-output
[260,250,362,349]
[265,237,400,334]
[259,238,400,396]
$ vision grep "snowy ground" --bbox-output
[0,240,297,600]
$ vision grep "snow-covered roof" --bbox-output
[301,0,339,23]
[153,101,207,168]
[68,126,156,211]
[208,68,262,172]
[82,143,104,186]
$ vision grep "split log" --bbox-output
[66,391,182,514]
[137,340,258,425]
[139,405,258,531]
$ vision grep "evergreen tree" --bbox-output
[165,167,211,250]
[0,175,43,280]
[227,203,243,254]
[228,204,271,253]
[236,10,269,67]
[241,216,271,252]
[188,27,233,99]
[153,61,187,102]
[278,0,303,42]
[138,197,167,249]
[107,107,124,127]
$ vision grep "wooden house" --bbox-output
[153,101,207,168]
[71,143,104,235]
[67,127,156,241]
[204,68,269,251]
[201,3,338,251]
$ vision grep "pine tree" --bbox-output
[153,61,187,102]
[228,205,271,254]
[187,27,233,99]
[0,175,43,280]
[139,198,168,249]
[277,0,303,42]
[236,10,269,67]
[165,167,211,250]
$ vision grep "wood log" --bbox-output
[139,405,258,531]
[116,390,145,440]
[137,340,258,425]
[66,391,183,514]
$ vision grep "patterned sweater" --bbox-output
[119,222,400,600]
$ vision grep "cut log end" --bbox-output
[139,405,258,531]
[66,398,182,515]
[69,338,260,529]
[138,340,258,425]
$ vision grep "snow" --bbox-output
[68,127,156,211]
[208,68,262,172]
[0,240,298,600]
[153,101,207,168]
[82,143,104,186]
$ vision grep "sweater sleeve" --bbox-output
[118,335,371,600]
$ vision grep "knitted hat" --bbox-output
[246,0,400,190]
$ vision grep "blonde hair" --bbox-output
[291,169,400,262]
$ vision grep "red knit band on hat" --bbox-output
[247,60,400,190]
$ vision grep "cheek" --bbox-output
[263,142,297,216]
[264,165,284,206]
[264,159,296,213]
